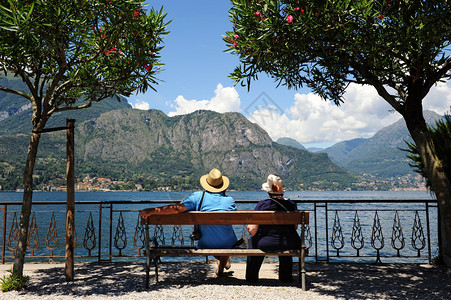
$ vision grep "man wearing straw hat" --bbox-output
[140,168,237,276]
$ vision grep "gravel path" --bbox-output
[1,261,450,299]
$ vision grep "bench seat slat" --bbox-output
[149,248,303,257]
[142,210,309,225]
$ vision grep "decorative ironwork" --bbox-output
[0,199,437,264]
[45,212,58,263]
[133,215,146,256]
[7,212,19,256]
[171,225,185,245]
[154,225,165,245]
[391,211,405,257]
[303,225,313,250]
[371,211,384,263]
[113,212,127,256]
[351,211,364,256]
[83,212,96,256]
[331,211,344,256]
[27,212,39,256]
[411,210,426,256]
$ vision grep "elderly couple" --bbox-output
[139,168,302,283]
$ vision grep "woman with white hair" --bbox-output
[245,174,302,283]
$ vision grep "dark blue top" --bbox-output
[252,198,302,250]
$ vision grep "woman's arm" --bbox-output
[247,224,259,237]
[140,203,187,219]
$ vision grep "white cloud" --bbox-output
[168,84,241,116]
[248,81,451,145]
[132,100,150,110]
[248,83,401,144]
[423,81,451,114]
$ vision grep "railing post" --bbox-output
[325,202,329,263]
[2,205,6,264]
[109,203,113,262]
[314,202,318,263]
[98,202,102,263]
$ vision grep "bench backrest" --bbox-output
[141,210,309,226]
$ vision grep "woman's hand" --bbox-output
[247,224,259,237]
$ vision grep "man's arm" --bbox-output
[139,203,187,219]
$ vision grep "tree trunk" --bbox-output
[404,111,451,266]
[13,131,41,277]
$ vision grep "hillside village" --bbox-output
[17,172,426,193]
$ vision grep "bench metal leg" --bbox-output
[300,218,307,291]
[145,224,150,288]
[300,247,306,291]
[154,256,159,282]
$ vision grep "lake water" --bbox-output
[0,190,438,264]
[0,189,437,203]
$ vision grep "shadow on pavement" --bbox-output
[10,262,451,299]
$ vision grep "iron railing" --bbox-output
[0,199,439,264]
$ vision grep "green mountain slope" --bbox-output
[276,137,306,150]
[0,75,131,135]
[322,111,441,179]
[0,108,356,191]
[319,138,366,164]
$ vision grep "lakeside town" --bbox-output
[4,173,428,193]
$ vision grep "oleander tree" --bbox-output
[0,0,169,278]
[405,115,451,192]
[225,0,451,265]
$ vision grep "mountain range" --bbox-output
[318,111,440,179]
[0,75,437,191]
[0,76,354,190]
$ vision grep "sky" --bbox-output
[127,1,451,149]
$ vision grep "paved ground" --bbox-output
[0,260,450,299]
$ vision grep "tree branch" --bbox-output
[0,86,32,101]
[51,100,92,114]
[353,63,403,113]
[423,57,451,95]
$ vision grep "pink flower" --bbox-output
[234,34,239,39]
[294,7,300,11]
[255,11,261,17]
[144,63,152,71]
[233,41,237,47]
[286,15,294,23]
[301,9,305,13]
[134,10,140,18]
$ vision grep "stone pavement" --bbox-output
[0,260,450,299]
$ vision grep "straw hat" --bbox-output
[261,174,286,194]
[200,168,230,193]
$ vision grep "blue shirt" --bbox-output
[182,191,237,249]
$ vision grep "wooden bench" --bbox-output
[141,210,309,290]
